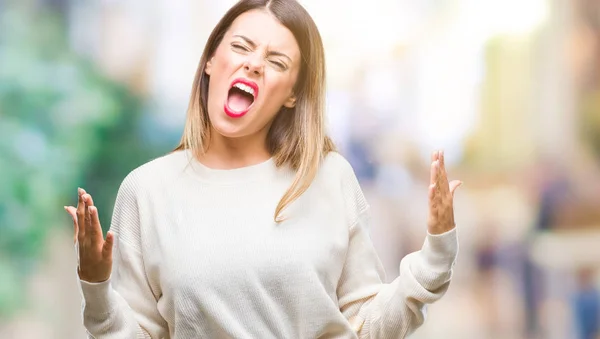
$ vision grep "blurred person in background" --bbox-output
[524,158,570,337]
[572,268,600,339]
[63,0,462,338]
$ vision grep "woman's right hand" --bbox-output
[64,188,114,283]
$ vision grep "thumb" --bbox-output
[102,231,115,261]
[64,206,78,244]
[450,180,462,196]
[64,206,77,222]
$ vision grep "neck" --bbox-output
[200,128,271,169]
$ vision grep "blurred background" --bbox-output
[1,0,599,338]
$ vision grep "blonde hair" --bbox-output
[174,0,335,222]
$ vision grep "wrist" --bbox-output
[78,268,110,284]
[427,223,456,235]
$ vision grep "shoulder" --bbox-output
[319,151,364,190]
[132,149,190,178]
[119,150,191,194]
[317,151,369,216]
[319,151,356,179]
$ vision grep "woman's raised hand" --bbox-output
[427,150,462,235]
[64,188,114,283]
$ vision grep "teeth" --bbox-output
[233,83,255,97]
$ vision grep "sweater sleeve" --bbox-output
[338,209,458,338]
[335,155,458,338]
[77,173,168,339]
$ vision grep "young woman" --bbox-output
[65,0,462,338]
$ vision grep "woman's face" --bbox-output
[205,9,301,139]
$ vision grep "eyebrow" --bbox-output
[232,34,292,63]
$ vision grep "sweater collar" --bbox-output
[183,150,282,184]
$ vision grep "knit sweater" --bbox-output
[78,150,458,339]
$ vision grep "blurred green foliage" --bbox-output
[0,4,169,318]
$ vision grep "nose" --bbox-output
[243,56,263,77]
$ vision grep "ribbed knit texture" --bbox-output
[77,150,458,339]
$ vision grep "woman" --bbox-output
[65,0,462,338]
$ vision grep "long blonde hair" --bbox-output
[174,0,335,222]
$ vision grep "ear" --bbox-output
[283,94,297,108]
[205,58,213,76]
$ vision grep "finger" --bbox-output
[77,189,86,240]
[430,159,438,186]
[431,150,439,163]
[88,205,103,246]
[83,194,95,240]
[102,231,114,261]
[430,163,443,206]
[449,180,462,196]
[439,150,447,176]
[84,193,95,206]
[428,182,441,231]
[436,162,450,196]
[84,195,91,239]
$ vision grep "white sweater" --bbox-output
[78,150,458,339]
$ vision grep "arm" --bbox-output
[77,173,168,338]
[335,150,459,338]
[338,208,458,338]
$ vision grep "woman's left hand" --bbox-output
[427,150,462,235]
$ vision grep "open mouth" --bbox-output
[225,79,258,118]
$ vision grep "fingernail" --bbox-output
[63,206,67,210]
[88,206,93,214]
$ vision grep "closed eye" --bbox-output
[269,60,286,70]
[231,43,250,52]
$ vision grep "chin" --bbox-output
[210,115,251,139]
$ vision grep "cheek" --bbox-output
[266,76,295,102]
[211,56,229,75]
[211,47,240,74]
[207,53,234,101]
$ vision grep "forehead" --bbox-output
[227,9,300,58]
